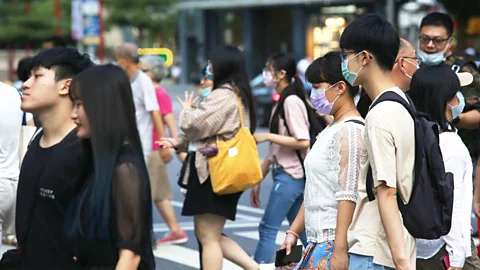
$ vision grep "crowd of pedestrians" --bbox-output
[0,10,479,270]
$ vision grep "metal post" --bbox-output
[243,9,254,78]
[292,6,306,61]
[179,10,189,84]
[98,0,104,63]
[54,0,61,35]
[386,0,395,26]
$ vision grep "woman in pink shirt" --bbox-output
[251,53,322,263]
[139,56,188,245]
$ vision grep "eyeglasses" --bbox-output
[395,57,422,66]
[340,51,362,62]
[419,35,450,46]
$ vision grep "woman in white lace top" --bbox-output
[279,52,365,270]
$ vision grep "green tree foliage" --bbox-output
[438,0,480,49]
[0,0,71,43]
[104,0,177,46]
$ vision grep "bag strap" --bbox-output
[279,108,306,175]
[236,96,244,127]
[366,91,416,202]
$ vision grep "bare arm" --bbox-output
[266,133,310,150]
[162,113,179,138]
[116,249,141,270]
[473,159,480,218]
[261,155,271,178]
[289,202,305,234]
[151,111,166,138]
[377,183,410,268]
[458,110,480,129]
[333,201,356,252]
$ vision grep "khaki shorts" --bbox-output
[147,150,172,201]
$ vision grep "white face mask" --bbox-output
[403,59,419,79]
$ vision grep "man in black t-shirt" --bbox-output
[16,48,93,269]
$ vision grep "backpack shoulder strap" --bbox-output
[366,91,415,202]
[345,119,365,126]
[279,108,306,174]
[370,91,415,119]
[29,127,43,147]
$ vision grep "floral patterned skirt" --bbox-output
[276,241,334,270]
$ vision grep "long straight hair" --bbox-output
[67,64,146,239]
[269,53,320,135]
[209,45,256,132]
[408,65,460,132]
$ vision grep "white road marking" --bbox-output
[0,245,13,255]
[153,220,289,233]
[234,231,302,246]
[153,244,242,269]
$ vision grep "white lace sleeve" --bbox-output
[335,123,363,202]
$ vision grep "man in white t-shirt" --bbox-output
[0,82,23,246]
[340,14,416,270]
[114,44,171,162]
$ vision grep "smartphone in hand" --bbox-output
[275,245,303,267]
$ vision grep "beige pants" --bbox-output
[147,151,172,201]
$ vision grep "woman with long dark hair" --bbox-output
[66,64,155,269]
[158,45,260,270]
[409,65,480,270]
[251,53,322,263]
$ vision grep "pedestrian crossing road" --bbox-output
[0,199,291,270]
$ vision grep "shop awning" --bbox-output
[177,0,373,10]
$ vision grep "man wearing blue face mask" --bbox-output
[419,13,480,233]
[340,14,416,270]
[419,13,480,127]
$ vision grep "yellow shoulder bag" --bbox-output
[208,97,263,195]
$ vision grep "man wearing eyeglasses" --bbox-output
[419,12,480,270]
[392,38,420,92]
[419,12,480,119]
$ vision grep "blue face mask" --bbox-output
[341,52,364,86]
[417,43,449,66]
[200,87,211,98]
[206,63,214,81]
[449,91,465,120]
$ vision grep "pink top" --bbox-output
[152,87,173,151]
[267,95,310,179]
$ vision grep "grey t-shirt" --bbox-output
[130,71,159,157]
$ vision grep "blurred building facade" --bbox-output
[177,0,394,83]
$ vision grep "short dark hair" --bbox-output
[17,57,32,82]
[420,12,454,37]
[408,65,459,131]
[209,45,256,132]
[44,35,67,47]
[340,13,400,71]
[30,48,94,81]
[306,52,359,98]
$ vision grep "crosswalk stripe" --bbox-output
[0,245,13,255]
[153,244,242,269]
[233,230,302,246]
[153,220,290,233]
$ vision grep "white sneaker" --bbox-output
[258,263,276,270]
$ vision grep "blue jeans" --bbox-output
[349,254,395,270]
[254,168,307,263]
